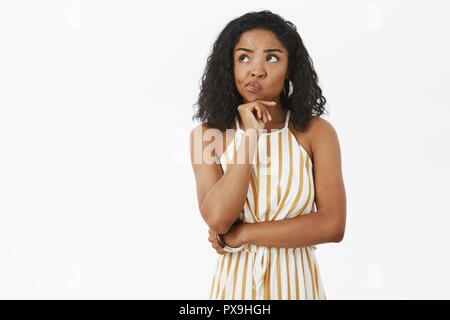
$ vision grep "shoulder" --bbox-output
[308,116,340,148]
[190,122,222,141]
[190,122,227,134]
[190,122,212,133]
[189,122,224,163]
[308,116,342,172]
[289,116,334,161]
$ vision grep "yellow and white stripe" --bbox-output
[209,110,326,300]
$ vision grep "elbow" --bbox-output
[332,228,345,243]
[200,201,226,234]
[207,216,230,235]
[319,208,346,243]
[323,214,345,243]
[211,223,230,235]
[329,221,345,243]
[200,200,237,234]
[201,208,231,235]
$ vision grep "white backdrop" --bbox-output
[0,0,449,299]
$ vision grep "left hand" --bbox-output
[208,222,245,255]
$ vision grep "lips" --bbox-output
[245,82,261,92]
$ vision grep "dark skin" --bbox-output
[235,29,289,131]
[192,29,346,253]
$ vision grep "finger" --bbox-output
[261,105,266,123]
[261,106,271,121]
[213,243,226,255]
[265,107,272,121]
[257,105,265,122]
[252,105,258,120]
[261,100,276,106]
[259,104,267,123]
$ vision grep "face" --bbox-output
[233,29,289,104]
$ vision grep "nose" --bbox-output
[251,70,265,78]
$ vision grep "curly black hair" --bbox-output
[192,10,328,132]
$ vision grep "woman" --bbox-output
[190,10,346,300]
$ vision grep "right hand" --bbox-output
[207,218,243,255]
[208,228,227,255]
[237,99,276,134]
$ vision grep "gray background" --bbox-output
[0,0,449,299]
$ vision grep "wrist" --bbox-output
[237,223,248,246]
[219,223,247,250]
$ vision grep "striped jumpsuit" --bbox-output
[209,110,327,300]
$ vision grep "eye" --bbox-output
[238,55,249,62]
[267,54,279,62]
[238,54,279,62]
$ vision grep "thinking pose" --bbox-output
[190,10,346,300]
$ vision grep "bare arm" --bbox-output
[190,124,260,234]
[238,210,341,248]
[224,117,347,248]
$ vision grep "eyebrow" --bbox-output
[235,47,284,53]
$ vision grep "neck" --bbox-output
[266,98,287,124]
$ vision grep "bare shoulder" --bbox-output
[309,115,332,131]
[308,116,341,156]
[190,122,223,144]
[190,122,220,157]
[190,122,216,134]
[288,115,326,161]
[190,122,229,160]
